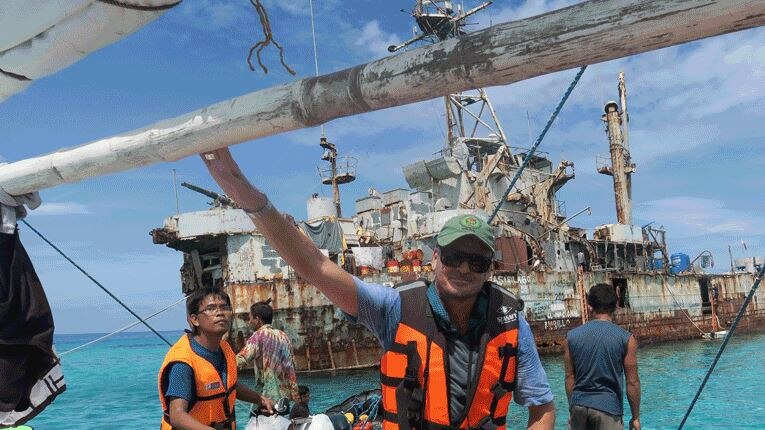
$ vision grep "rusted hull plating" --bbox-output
[225,269,765,371]
[514,270,765,353]
[226,279,382,373]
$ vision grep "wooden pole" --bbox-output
[1,0,763,195]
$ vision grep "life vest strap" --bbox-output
[488,343,516,418]
[403,341,421,389]
[197,385,235,401]
[388,342,412,355]
[210,416,235,430]
[381,374,404,387]
[472,415,507,430]
[197,392,226,401]
[392,340,425,430]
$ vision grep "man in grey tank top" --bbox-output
[563,283,641,430]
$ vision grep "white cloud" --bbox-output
[628,31,765,120]
[258,0,341,17]
[351,141,438,187]
[354,20,402,59]
[488,0,582,23]
[32,202,92,216]
[635,197,765,238]
[626,197,765,268]
[264,0,313,16]
[176,1,248,30]
[478,25,765,170]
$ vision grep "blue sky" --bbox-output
[1,0,763,334]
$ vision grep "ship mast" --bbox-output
[598,72,636,225]
[391,0,514,208]
[318,137,356,218]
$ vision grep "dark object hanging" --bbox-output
[0,229,65,427]
[247,0,295,75]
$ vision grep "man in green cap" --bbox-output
[201,148,555,429]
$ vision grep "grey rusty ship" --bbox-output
[150,1,765,372]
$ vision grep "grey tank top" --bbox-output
[567,319,631,416]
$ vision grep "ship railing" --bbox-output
[317,155,358,184]
[555,200,567,217]
[595,153,611,172]
[509,146,550,159]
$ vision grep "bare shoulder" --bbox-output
[627,334,639,349]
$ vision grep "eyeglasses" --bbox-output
[198,304,233,315]
[438,247,493,273]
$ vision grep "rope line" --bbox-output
[677,263,765,429]
[663,282,706,335]
[59,295,187,357]
[308,0,325,137]
[20,219,172,346]
[488,66,587,224]
[309,0,320,78]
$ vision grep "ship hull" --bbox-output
[224,269,765,371]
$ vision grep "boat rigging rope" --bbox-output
[677,262,765,429]
[59,294,187,357]
[308,0,325,137]
[488,65,587,224]
[20,219,172,346]
[663,282,706,336]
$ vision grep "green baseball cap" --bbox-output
[436,214,495,252]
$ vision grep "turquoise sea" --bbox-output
[26,331,765,429]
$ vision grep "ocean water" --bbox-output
[25,331,765,429]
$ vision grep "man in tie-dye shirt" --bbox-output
[236,300,299,412]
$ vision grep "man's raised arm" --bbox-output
[200,148,358,317]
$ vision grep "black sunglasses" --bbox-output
[438,247,493,273]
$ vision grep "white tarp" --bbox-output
[244,414,337,430]
[0,0,180,103]
[351,247,384,270]
[244,414,291,430]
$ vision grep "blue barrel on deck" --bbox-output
[670,253,690,274]
[652,258,664,269]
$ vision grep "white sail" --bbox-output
[0,0,179,103]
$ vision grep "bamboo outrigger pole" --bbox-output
[1,0,763,196]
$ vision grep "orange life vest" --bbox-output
[380,281,519,430]
[158,333,238,430]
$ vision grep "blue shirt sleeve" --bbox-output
[164,362,195,403]
[513,313,554,406]
[342,276,401,350]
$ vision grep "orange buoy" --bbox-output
[412,259,422,272]
[399,259,412,273]
[386,259,400,273]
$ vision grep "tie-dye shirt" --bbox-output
[236,324,299,403]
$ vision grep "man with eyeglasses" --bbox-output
[158,287,275,430]
[201,148,555,430]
